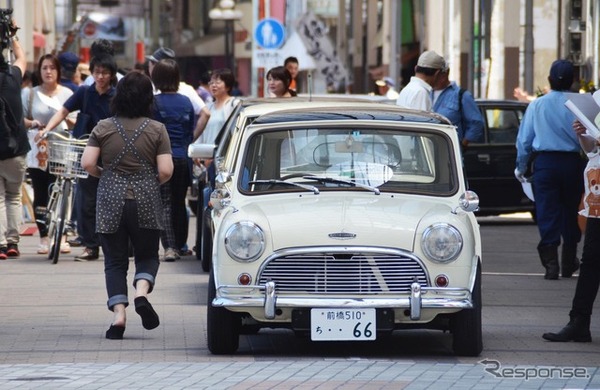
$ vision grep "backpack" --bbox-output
[0,72,21,158]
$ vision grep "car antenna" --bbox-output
[307,70,313,101]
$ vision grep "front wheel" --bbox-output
[207,270,240,354]
[51,180,71,264]
[451,262,483,356]
[201,207,213,272]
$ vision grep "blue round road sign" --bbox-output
[255,18,285,49]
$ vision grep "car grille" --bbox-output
[258,252,429,294]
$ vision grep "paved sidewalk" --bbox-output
[0,222,599,389]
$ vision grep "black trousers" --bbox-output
[571,217,600,317]
[101,200,160,311]
[76,175,100,249]
[27,168,55,238]
[160,158,190,251]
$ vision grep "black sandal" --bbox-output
[105,324,125,339]
[134,296,160,330]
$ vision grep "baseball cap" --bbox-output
[58,52,80,72]
[376,77,395,87]
[549,59,574,83]
[417,50,447,70]
[146,47,175,63]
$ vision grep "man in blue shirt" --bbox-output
[432,67,484,149]
[515,59,585,280]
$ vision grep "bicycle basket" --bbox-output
[48,139,89,179]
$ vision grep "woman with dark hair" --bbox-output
[196,68,236,145]
[40,53,119,262]
[266,66,296,98]
[22,53,74,254]
[81,71,173,339]
[152,59,195,261]
[193,69,238,261]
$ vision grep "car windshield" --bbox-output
[238,127,457,195]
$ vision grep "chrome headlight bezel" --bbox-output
[421,223,463,263]
[224,221,265,262]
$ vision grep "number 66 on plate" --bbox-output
[311,308,376,341]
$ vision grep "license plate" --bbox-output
[310,308,376,341]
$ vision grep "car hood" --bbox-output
[234,194,452,251]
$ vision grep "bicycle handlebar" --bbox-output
[41,130,89,145]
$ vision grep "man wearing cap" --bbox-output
[396,50,446,111]
[146,47,210,140]
[515,59,585,280]
[432,65,484,148]
[376,77,399,100]
[58,52,80,92]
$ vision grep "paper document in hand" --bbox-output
[564,92,600,140]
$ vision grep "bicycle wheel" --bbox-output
[46,181,60,260]
[51,180,71,264]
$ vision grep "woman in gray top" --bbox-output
[81,72,173,339]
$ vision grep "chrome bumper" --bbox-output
[214,281,473,320]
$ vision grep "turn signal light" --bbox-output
[435,274,449,287]
[238,273,252,285]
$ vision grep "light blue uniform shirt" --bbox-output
[515,90,579,172]
[432,82,484,143]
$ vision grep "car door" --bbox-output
[463,101,531,215]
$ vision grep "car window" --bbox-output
[482,108,524,144]
[238,127,457,196]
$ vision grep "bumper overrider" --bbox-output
[213,282,473,321]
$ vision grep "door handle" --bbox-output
[477,154,491,164]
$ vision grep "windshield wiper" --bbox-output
[302,176,380,195]
[248,180,320,195]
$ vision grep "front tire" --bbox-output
[51,180,71,264]
[200,207,213,272]
[451,262,483,356]
[207,270,240,354]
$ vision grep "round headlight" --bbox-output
[421,223,463,263]
[224,221,265,262]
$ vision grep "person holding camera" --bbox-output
[0,18,30,259]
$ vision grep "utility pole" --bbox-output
[524,0,534,95]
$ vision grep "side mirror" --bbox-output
[188,143,216,159]
[210,189,231,210]
[457,190,479,213]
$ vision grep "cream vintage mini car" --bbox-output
[190,100,483,356]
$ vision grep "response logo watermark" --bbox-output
[479,359,589,380]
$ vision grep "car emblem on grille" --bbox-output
[328,232,356,240]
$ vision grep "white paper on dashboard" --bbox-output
[564,92,600,140]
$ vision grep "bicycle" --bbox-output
[45,131,88,264]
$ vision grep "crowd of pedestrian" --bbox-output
[2,18,599,344]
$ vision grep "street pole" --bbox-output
[524,0,534,95]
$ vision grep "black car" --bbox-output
[464,99,532,217]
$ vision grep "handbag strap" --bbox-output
[27,86,34,120]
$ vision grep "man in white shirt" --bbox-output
[146,47,211,139]
[396,50,447,111]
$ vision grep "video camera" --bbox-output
[0,8,16,51]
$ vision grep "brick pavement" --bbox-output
[0,222,599,389]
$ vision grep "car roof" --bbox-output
[237,99,451,125]
[475,99,528,108]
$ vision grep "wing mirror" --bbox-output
[188,143,216,159]
[454,190,479,213]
